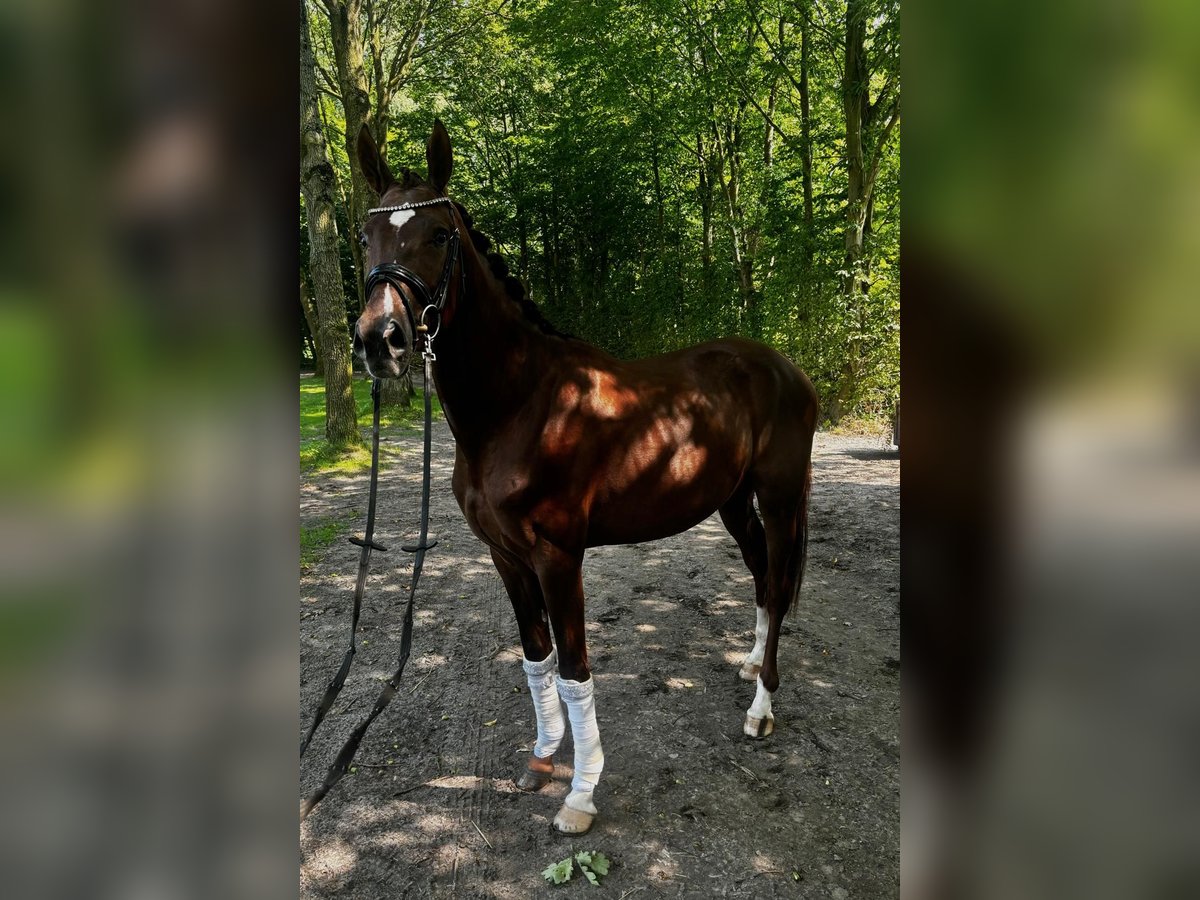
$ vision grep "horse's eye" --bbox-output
[359,233,367,247]
[432,229,449,248]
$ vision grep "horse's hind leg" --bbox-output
[719,486,770,682]
[744,461,812,739]
[491,548,562,792]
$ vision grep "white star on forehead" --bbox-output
[389,209,416,230]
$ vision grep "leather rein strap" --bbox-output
[300,198,459,821]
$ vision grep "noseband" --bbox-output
[363,196,465,353]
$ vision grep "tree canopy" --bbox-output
[301,0,899,424]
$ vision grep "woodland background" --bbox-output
[300,0,899,446]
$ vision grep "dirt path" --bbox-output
[301,404,899,898]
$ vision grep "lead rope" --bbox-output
[301,346,438,821]
[299,378,386,759]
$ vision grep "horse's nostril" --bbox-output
[351,325,364,355]
[384,319,407,353]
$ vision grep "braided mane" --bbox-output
[451,201,572,340]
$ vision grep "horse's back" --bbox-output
[630,336,818,436]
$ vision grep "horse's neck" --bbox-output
[432,258,548,451]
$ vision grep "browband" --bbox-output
[366,196,455,216]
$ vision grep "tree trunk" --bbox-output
[831,0,871,425]
[326,0,373,322]
[325,0,417,410]
[300,273,325,377]
[698,134,714,286]
[843,0,868,304]
[800,4,814,267]
[301,0,359,447]
[759,21,781,294]
[648,83,665,244]
[715,110,759,333]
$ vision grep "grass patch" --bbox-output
[300,440,374,474]
[0,589,81,680]
[827,413,894,438]
[301,515,356,570]
[301,374,440,474]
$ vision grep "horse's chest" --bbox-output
[452,455,531,549]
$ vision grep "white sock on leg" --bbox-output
[748,675,773,720]
[522,650,564,759]
[556,675,604,814]
[742,605,768,673]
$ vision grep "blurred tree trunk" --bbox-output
[302,0,359,447]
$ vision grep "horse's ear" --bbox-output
[426,119,452,194]
[356,124,394,196]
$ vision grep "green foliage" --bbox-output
[574,850,611,884]
[541,851,611,886]
[541,857,574,885]
[300,515,354,570]
[300,375,439,474]
[303,0,900,425]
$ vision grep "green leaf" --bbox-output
[574,851,610,884]
[541,857,574,885]
[585,851,610,877]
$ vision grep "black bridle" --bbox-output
[300,196,463,820]
[362,195,465,357]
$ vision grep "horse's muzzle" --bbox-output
[352,314,412,379]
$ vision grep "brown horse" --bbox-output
[353,121,818,835]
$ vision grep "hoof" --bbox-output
[553,803,595,835]
[516,754,554,792]
[739,663,762,682]
[743,713,775,738]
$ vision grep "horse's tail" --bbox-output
[789,458,812,618]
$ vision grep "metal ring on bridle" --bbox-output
[420,304,441,341]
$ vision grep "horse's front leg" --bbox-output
[490,549,562,791]
[533,542,604,835]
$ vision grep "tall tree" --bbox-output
[318,0,431,407]
[301,0,360,447]
[832,0,900,422]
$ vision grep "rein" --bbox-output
[300,197,460,821]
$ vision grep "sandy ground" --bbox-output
[300,399,899,898]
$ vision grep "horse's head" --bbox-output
[352,120,457,379]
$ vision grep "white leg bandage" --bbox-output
[556,676,604,815]
[748,674,774,720]
[743,606,768,670]
[523,650,564,759]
